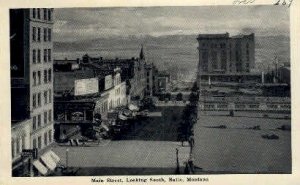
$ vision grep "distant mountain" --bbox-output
[54,35,198,52]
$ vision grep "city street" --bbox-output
[117,106,184,141]
[193,111,291,173]
[51,106,190,175]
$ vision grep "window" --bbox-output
[33,138,37,149]
[16,138,20,154]
[32,27,36,41]
[48,89,52,103]
[37,49,41,63]
[221,50,227,70]
[44,69,47,83]
[38,93,41,107]
[48,9,51,21]
[12,140,15,158]
[32,94,36,108]
[44,49,47,62]
[48,28,51,41]
[44,28,47,42]
[37,8,41,19]
[33,71,36,86]
[21,135,25,150]
[38,136,42,149]
[246,43,250,62]
[212,51,218,69]
[38,114,41,127]
[44,111,47,125]
[44,132,48,146]
[32,9,36,18]
[32,50,36,64]
[44,91,48,104]
[33,116,37,130]
[37,28,41,42]
[48,69,52,82]
[48,130,52,143]
[37,71,41,85]
[48,49,51,62]
[43,9,47,20]
[48,110,52,122]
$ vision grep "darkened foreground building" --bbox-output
[10,8,60,177]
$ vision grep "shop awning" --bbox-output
[40,153,57,171]
[48,150,61,164]
[33,160,48,175]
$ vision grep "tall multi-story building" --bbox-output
[10,8,54,173]
[197,33,255,75]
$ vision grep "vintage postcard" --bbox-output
[0,0,299,185]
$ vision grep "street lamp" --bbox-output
[66,148,69,168]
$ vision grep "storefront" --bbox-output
[54,101,96,141]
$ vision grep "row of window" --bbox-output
[32,129,53,150]
[32,49,51,63]
[32,27,52,42]
[115,87,120,95]
[114,76,121,86]
[32,89,52,109]
[32,69,52,86]
[202,42,250,49]
[11,135,26,159]
[96,98,125,115]
[32,8,52,21]
[32,109,52,131]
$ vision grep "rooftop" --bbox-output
[197,33,254,40]
[54,70,97,93]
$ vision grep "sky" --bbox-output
[53,6,289,42]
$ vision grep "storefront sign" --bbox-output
[21,148,38,159]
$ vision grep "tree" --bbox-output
[165,93,171,101]
[158,94,165,101]
[176,93,183,101]
[191,82,199,92]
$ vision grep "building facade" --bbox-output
[155,71,171,94]
[54,65,127,139]
[145,63,154,97]
[11,119,32,176]
[197,33,255,75]
[10,8,54,160]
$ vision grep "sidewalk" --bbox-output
[52,140,190,169]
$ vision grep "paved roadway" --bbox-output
[52,140,190,168]
[193,111,291,173]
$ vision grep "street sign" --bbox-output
[21,148,38,159]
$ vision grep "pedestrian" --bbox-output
[188,157,195,174]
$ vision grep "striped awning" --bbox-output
[40,153,57,171]
[32,160,48,175]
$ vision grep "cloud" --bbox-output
[53,6,289,42]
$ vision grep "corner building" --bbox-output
[197,33,255,75]
[10,8,54,157]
